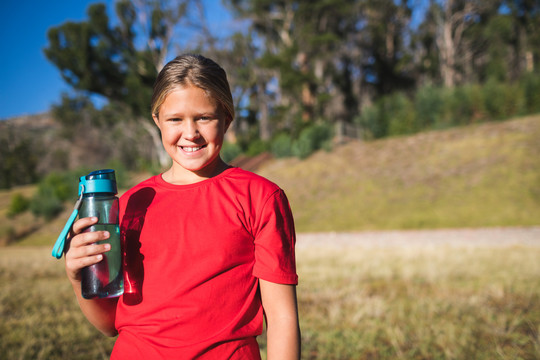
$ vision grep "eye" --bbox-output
[198,116,213,121]
[168,117,182,122]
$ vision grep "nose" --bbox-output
[183,119,200,140]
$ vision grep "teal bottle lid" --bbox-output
[79,169,117,195]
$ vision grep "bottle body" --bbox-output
[79,194,124,299]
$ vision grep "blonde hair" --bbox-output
[151,54,235,122]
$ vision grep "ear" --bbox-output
[224,116,233,133]
[152,114,160,128]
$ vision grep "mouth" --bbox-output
[180,145,207,153]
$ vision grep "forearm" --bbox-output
[266,315,301,360]
[71,280,118,337]
[260,281,301,360]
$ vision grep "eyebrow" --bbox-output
[161,111,219,118]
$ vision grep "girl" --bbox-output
[64,54,300,359]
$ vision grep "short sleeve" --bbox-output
[252,189,298,285]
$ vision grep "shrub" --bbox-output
[30,187,65,220]
[292,124,333,159]
[7,193,30,218]
[220,141,243,163]
[414,85,446,129]
[385,93,416,136]
[520,72,540,114]
[451,84,486,124]
[482,78,524,120]
[246,139,269,157]
[356,105,381,140]
[30,171,78,220]
[271,133,294,158]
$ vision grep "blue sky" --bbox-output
[0,0,233,120]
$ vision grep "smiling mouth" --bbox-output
[181,145,206,152]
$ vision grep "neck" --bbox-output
[163,157,230,185]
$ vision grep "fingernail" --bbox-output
[104,244,111,251]
[97,254,103,260]
[104,231,110,238]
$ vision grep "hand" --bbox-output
[64,217,111,284]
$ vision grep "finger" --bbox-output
[72,217,99,235]
[65,242,111,278]
[68,229,111,249]
[65,252,105,281]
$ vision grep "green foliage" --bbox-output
[30,172,78,220]
[292,124,333,159]
[220,141,243,163]
[44,2,158,119]
[30,188,65,221]
[482,78,525,120]
[246,139,270,157]
[384,93,416,136]
[519,71,540,114]
[450,84,486,124]
[414,85,447,130]
[271,133,294,158]
[7,193,30,218]
[357,77,540,138]
[0,136,39,189]
[356,105,382,140]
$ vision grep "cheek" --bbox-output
[160,128,179,143]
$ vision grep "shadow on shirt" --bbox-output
[121,187,155,306]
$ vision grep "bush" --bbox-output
[482,78,524,120]
[220,141,243,163]
[271,133,293,158]
[7,193,30,218]
[451,84,486,124]
[356,105,381,140]
[414,85,446,130]
[30,187,65,220]
[246,139,269,157]
[385,93,416,136]
[291,124,333,159]
[30,171,78,220]
[520,72,540,114]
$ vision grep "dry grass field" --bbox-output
[1,228,539,359]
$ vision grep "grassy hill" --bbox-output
[1,115,539,245]
[257,115,540,232]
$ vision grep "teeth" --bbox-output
[183,146,202,152]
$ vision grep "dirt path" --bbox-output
[296,226,540,249]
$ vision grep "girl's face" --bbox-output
[153,85,231,184]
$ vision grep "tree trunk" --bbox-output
[139,118,170,169]
[439,0,455,88]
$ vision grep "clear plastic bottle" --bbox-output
[79,169,124,299]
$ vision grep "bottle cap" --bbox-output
[79,169,117,195]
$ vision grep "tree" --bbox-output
[362,0,416,96]
[44,0,200,168]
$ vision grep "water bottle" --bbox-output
[78,169,124,299]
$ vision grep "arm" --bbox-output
[64,216,119,337]
[260,280,301,360]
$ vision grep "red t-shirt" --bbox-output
[111,167,298,359]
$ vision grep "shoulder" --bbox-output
[226,167,279,188]
[218,167,291,212]
[223,167,281,194]
[119,175,159,202]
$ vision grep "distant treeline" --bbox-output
[2,0,540,188]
